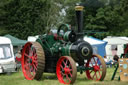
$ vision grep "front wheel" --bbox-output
[56,56,77,84]
[85,54,106,81]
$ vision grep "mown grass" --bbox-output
[0,67,128,85]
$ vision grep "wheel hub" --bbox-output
[64,67,70,74]
[93,65,100,72]
[28,56,33,63]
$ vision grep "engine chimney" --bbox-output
[75,6,84,33]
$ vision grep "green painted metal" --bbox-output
[36,33,72,58]
[34,23,93,76]
[61,43,71,56]
[57,24,71,37]
[111,54,127,81]
[77,66,93,72]
[111,64,119,80]
[63,31,71,41]
[36,34,56,55]
[111,54,124,81]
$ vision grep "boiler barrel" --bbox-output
[61,41,93,61]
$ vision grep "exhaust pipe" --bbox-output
[75,6,84,33]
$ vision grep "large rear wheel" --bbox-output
[56,56,77,84]
[85,54,106,81]
[21,42,45,80]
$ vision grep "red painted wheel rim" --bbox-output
[21,42,38,80]
[86,55,105,81]
[56,56,74,84]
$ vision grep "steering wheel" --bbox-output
[57,24,70,37]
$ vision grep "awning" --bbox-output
[4,34,27,46]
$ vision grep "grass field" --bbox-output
[0,67,128,85]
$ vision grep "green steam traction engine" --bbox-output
[21,6,106,84]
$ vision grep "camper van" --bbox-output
[103,36,128,61]
[0,37,16,73]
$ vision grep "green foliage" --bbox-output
[0,0,62,39]
[64,0,128,39]
[0,0,128,39]
[63,0,80,30]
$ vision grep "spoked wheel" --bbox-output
[56,56,77,84]
[21,42,45,80]
[85,54,106,81]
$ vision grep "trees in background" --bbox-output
[0,0,63,39]
[119,0,128,36]
[0,0,128,39]
[64,0,128,39]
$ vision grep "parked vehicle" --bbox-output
[0,37,16,73]
[20,6,106,84]
[103,36,128,61]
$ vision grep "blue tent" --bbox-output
[84,36,107,57]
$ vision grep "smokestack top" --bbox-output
[75,6,84,11]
